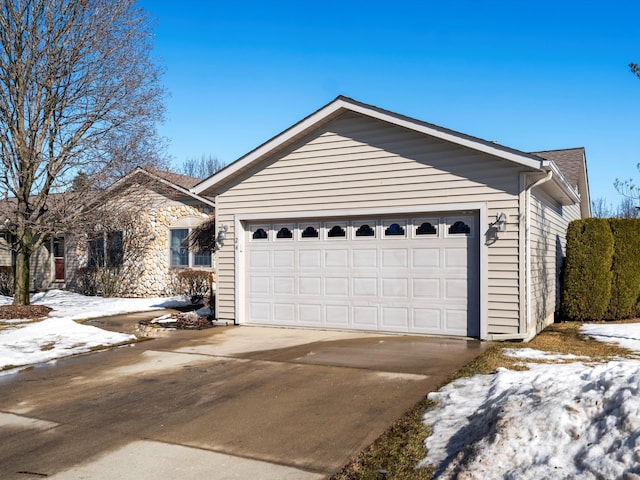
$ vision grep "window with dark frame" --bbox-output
[355,224,375,237]
[327,225,346,238]
[301,226,319,238]
[276,227,293,239]
[170,228,189,267]
[449,221,471,235]
[384,223,405,236]
[88,231,123,268]
[416,222,437,235]
[252,228,268,240]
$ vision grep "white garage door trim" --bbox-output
[234,203,488,339]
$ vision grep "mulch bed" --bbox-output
[0,305,53,320]
[139,312,214,330]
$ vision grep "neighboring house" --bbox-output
[191,96,590,341]
[0,167,216,296]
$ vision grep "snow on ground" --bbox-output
[421,324,640,479]
[0,289,190,320]
[502,347,589,362]
[0,290,191,372]
[582,322,640,355]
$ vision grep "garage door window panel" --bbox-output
[446,216,475,237]
[383,220,406,238]
[415,219,439,237]
[276,226,294,239]
[326,224,347,239]
[251,226,269,241]
[300,225,320,240]
[355,221,376,238]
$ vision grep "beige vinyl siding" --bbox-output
[529,188,581,333]
[212,112,524,334]
[0,234,12,266]
[30,242,53,291]
[0,234,54,290]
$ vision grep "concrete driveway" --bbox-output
[0,320,489,479]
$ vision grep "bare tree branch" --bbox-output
[0,0,166,305]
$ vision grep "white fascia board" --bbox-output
[344,101,545,170]
[93,168,215,209]
[192,97,546,195]
[193,101,345,194]
[136,168,216,208]
[542,161,581,204]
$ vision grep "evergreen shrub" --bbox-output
[561,218,613,320]
[606,219,640,319]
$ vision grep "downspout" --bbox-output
[491,169,553,341]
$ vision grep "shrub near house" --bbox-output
[562,218,640,320]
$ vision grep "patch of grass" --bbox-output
[330,397,436,480]
[329,321,637,480]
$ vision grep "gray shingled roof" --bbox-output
[142,167,202,189]
[530,148,585,190]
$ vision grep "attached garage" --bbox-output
[244,213,479,336]
[192,96,590,341]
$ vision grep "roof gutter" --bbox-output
[489,169,553,342]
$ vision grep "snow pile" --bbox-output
[0,290,193,372]
[0,289,190,320]
[503,347,588,362]
[0,317,135,370]
[582,323,640,355]
[421,324,640,479]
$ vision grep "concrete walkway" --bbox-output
[0,319,490,479]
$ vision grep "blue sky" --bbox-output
[138,0,640,205]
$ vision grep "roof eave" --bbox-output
[102,168,215,209]
[192,96,547,195]
[542,161,582,205]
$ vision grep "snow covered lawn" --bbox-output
[421,323,640,479]
[0,290,190,372]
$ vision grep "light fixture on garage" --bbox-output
[214,224,228,251]
[496,212,507,232]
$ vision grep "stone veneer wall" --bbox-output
[66,204,212,298]
[125,204,212,297]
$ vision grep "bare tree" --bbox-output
[590,197,615,218]
[178,155,225,179]
[0,0,165,305]
[616,197,640,219]
[614,165,640,213]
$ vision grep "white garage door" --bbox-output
[244,213,479,337]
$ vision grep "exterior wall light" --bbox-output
[496,212,507,232]
[214,224,228,251]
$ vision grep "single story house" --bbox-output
[191,96,590,341]
[1,167,216,296]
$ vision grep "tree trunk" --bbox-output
[12,227,33,305]
[13,250,31,305]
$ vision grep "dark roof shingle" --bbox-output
[530,148,585,190]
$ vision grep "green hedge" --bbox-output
[561,218,614,321]
[606,219,640,319]
[562,217,640,321]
